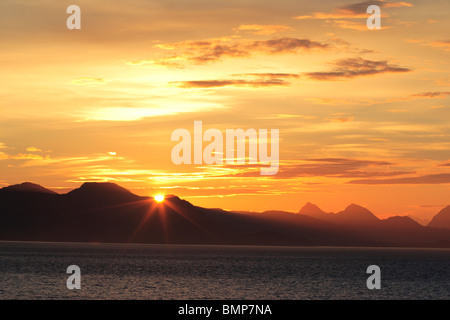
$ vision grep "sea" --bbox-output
[0,241,448,300]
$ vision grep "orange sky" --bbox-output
[1,0,449,222]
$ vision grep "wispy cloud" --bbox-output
[295,1,412,20]
[348,173,450,184]
[172,79,290,88]
[232,73,300,79]
[71,78,109,85]
[129,37,329,68]
[172,73,300,89]
[412,92,450,98]
[78,102,225,121]
[305,57,410,80]
[429,41,450,51]
[294,1,411,31]
[217,158,412,179]
[235,24,294,35]
[407,39,450,52]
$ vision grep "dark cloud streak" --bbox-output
[348,173,450,184]
[305,57,410,80]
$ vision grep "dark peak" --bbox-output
[298,202,326,215]
[67,182,146,198]
[343,203,373,215]
[383,216,422,228]
[76,182,133,193]
[430,205,450,220]
[1,182,57,194]
[428,205,450,229]
[407,215,430,226]
[164,194,181,201]
[66,182,145,205]
[438,205,450,214]
[345,203,367,211]
[163,194,195,208]
[338,203,380,222]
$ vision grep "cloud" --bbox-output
[232,73,300,79]
[218,158,412,179]
[331,20,373,31]
[331,116,355,122]
[71,78,109,85]
[408,39,450,52]
[331,20,392,31]
[191,38,328,63]
[305,57,410,80]
[429,41,450,51]
[173,79,289,88]
[275,158,409,179]
[348,173,450,184]
[172,73,299,89]
[2,153,46,160]
[79,102,225,121]
[438,161,450,167]
[294,1,412,20]
[0,144,46,161]
[235,24,294,35]
[126,56,186,69]
[412,92,450,98]
[130,37,330,67]
[328,113,355,122]
[414,204,447,208]
[257,114,316,120]
[250,38,328,52]
[294,1,411,31]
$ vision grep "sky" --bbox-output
[0,0,449,222]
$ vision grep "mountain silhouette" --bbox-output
[428,206,450,230]
[334,204,380,226]
[64,182,149,209]
[299,203,380,226]
[298,202,329,220]
[408,215,430,226]
[0,182,449,247]
[1,182,57,194]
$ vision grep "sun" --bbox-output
[154,194,165,203]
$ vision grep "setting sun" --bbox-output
[154,194,165,203]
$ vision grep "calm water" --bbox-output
[0,241,448,300]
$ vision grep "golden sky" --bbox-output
[1,0,449,221]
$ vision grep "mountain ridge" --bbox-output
[427,205,450,230]
[0,182,449,247]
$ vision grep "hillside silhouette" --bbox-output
[0,182,449,247]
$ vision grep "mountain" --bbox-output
[381,216,423,229]
[428,206,450,230]
[408,215,430,226]
[298,202,329,220]
[334,204,380,226]
[296,202,449,245]
[64,182,149,209]
[0,182,449,247]
[299,203,380,226]
[0,182,57,194]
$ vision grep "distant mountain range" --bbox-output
[0,182,449,247]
